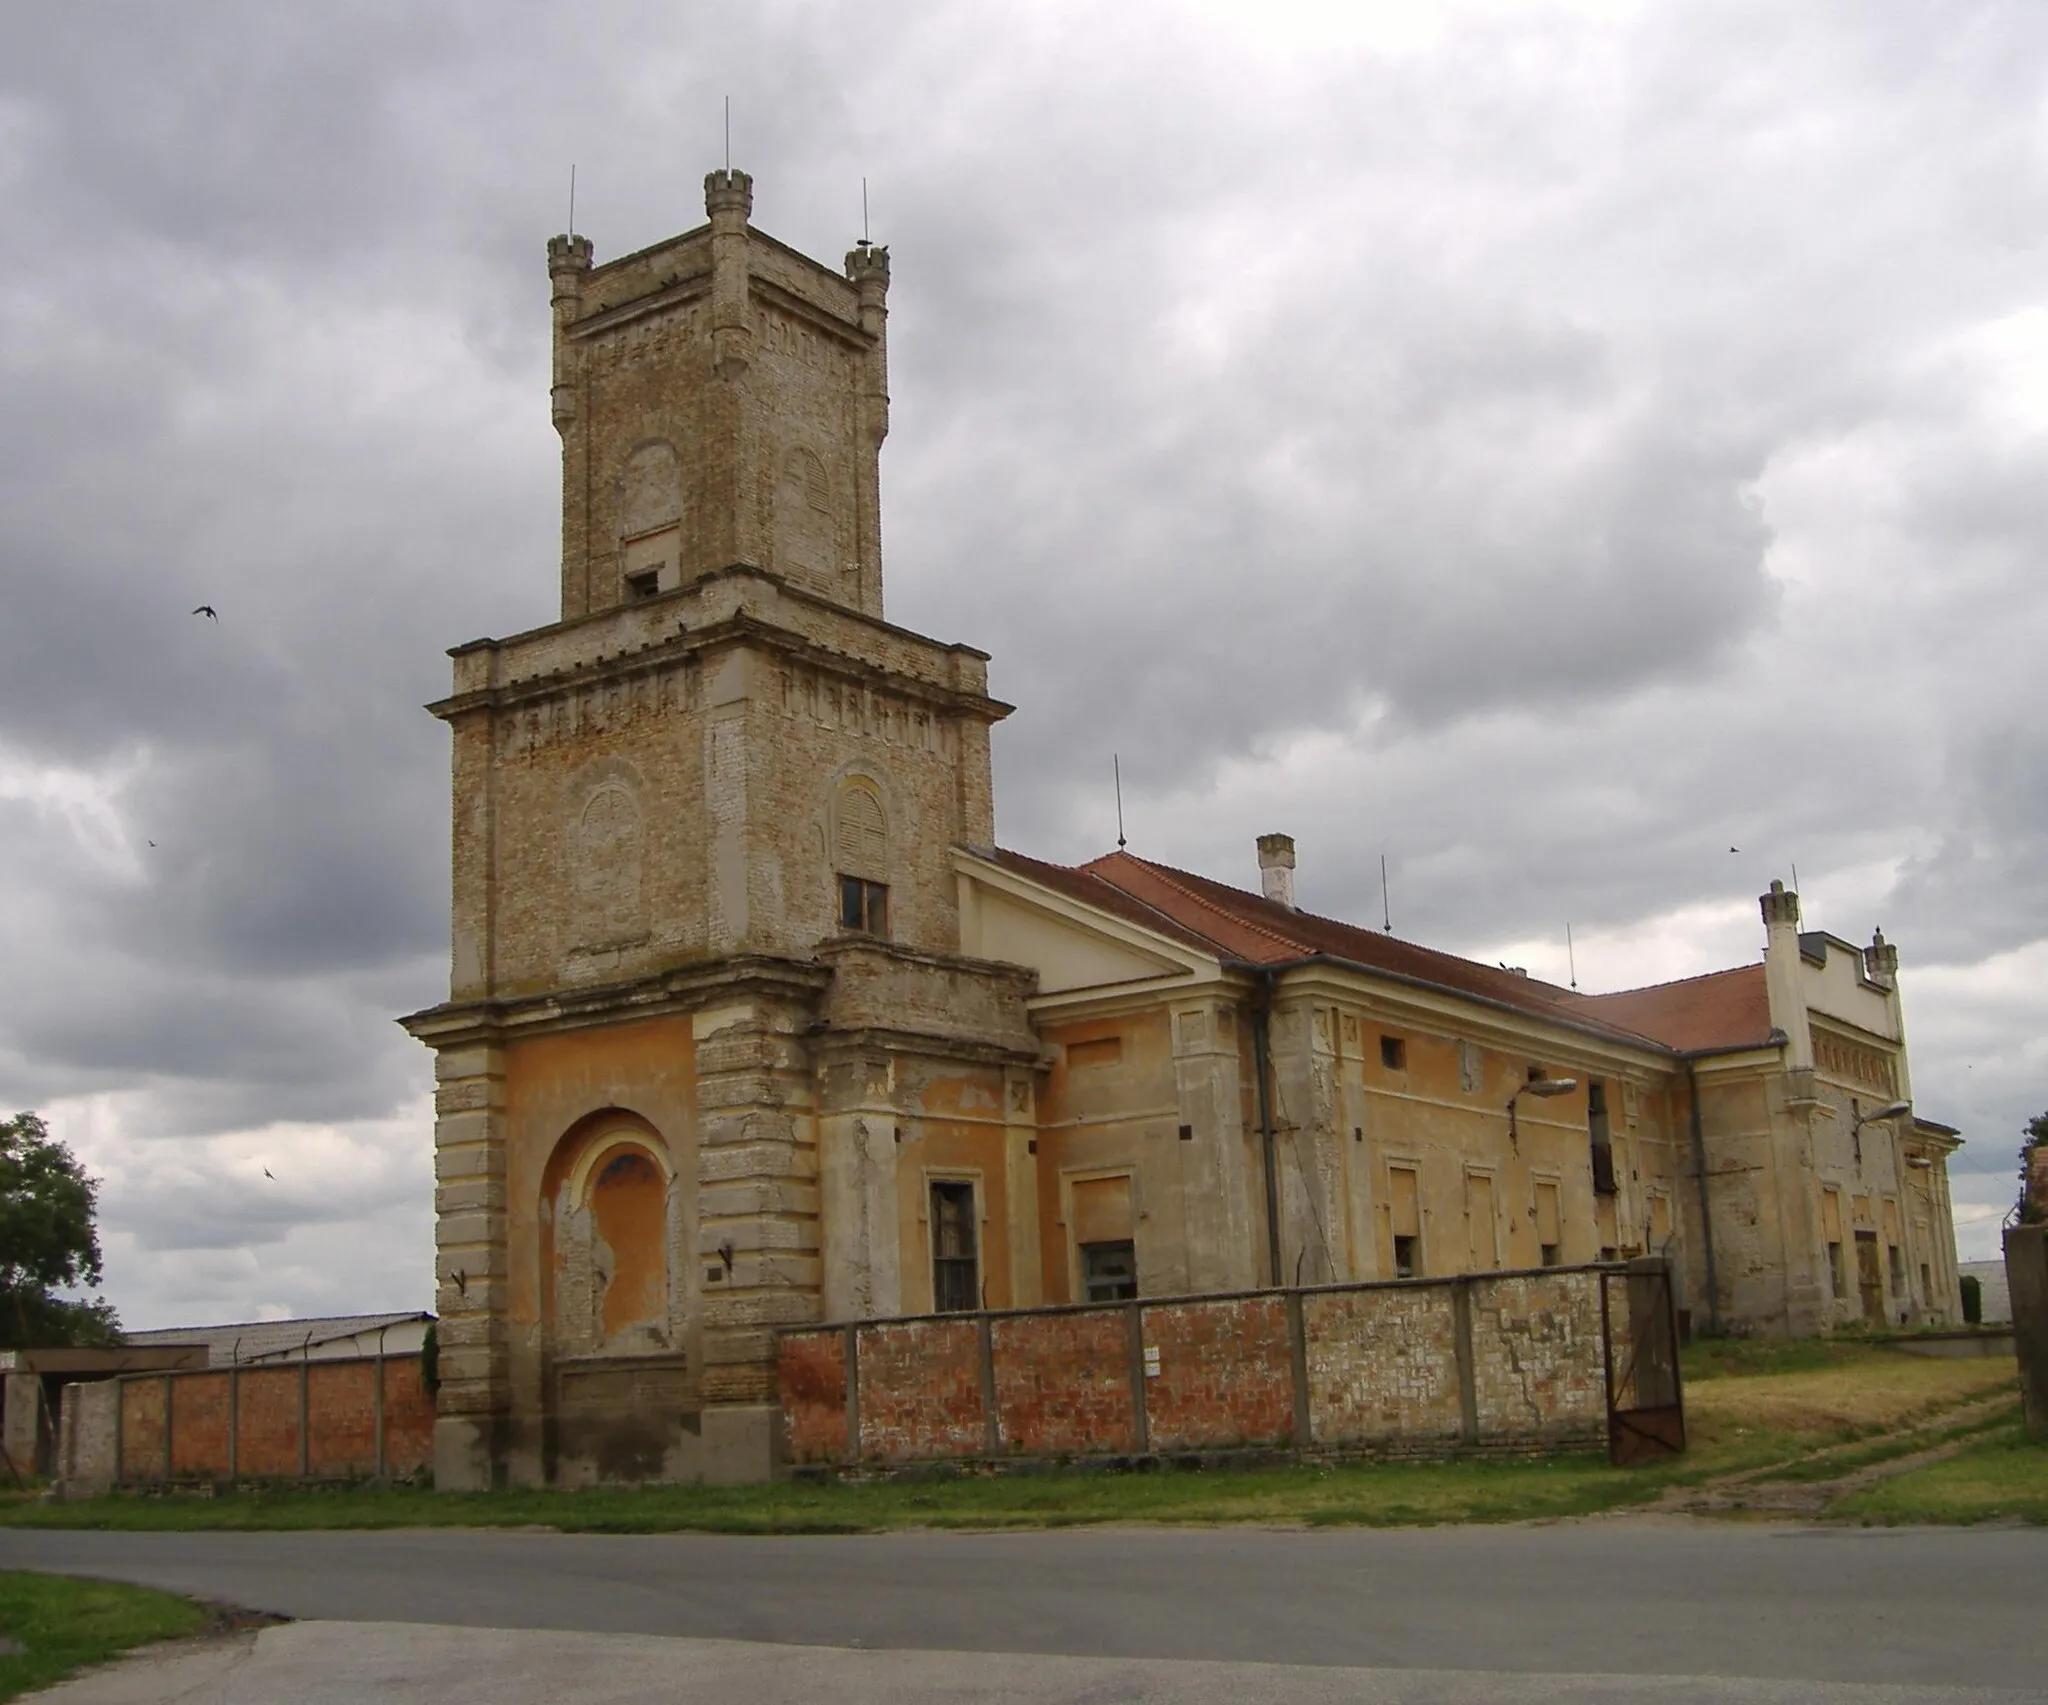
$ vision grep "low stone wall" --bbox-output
[780,1266,1633,1469]
[57,1353,435,1493]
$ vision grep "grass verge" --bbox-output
[0,1571,205,1703]
[0,1452,1671,1535]
[1827,1424,2048,1526]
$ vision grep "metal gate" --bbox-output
[1602,1257,1686,1465]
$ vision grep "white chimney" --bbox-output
[1257,833,1297,910]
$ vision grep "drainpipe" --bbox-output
[1686,1057,1722,1336]
[1250,969,1284,1288]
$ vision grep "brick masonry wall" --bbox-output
[992,1307,1135,1457]
[857,1318,984,1461]
[780,1330,849,1465]
[119,1379,164,1480]
[1142,1296,1295,1452]
[77,1354,437,1485]
[237,1367,302,1477]
[782,1265,1650,1468]
[169,1372,231,1476]
[307,1361,378,1476]
[1304,1286,1462,1447]
[1469,1273,1608,1443]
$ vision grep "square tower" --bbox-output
[550,170,891,620]
[403,173,1040,1492]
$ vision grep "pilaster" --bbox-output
[692,999,822,1405]
[429,1041,510,1488]
[1172,1000,1257,1293]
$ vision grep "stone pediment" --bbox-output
[956,856,1214,998]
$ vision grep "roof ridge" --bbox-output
[1575,961,1764,1001]
[1089,853,1310,956]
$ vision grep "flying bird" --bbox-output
[1729,846,1740,853]
[262,1167,274,1180]
[192,605,217,620]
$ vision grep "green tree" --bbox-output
[2022,1109,2048,1226]
[0,1112,121,1347]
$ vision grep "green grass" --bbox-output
[0,1571,206,1702]
[1827,1424,2048,1526]
[1681,1333,1882,1381]
[0,1452,1681,1536]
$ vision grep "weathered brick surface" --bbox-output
[1141,1297,1294,1452]
[169,1372,231,1476]
[235,1367,303,1477]
[119,1379,165,1480]
[109,1355,433,1483]
[856,1319,983,1462]
[992,1308,1136,1457]
[382,1358,435,1477]
[1469,1273,1607,1443]
[307,1361,378,1476]
[1305,1287,1462,1446]
[782,1272,1632,1467]
[779,1331,849,1465]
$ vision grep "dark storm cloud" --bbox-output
[2,0,2045,1325]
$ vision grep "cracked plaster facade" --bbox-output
[403,171,1965,1490]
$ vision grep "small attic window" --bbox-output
[1380,1035,1407,1071]
[626,567,661,599]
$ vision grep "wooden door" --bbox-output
[1854,1231,1884,1324]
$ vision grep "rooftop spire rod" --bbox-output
[567,163,576,236]
[1114,754,1127,850]
[862,176,870,244]
[724,95,731,172]
[1567,921,1578,989]
[1381,853,1392,933]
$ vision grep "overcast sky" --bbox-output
[2,0,2042,1330]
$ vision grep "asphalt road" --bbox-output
[4,1520,2043,1695]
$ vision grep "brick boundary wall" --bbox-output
[56,1352,435,1494]
[780,1265,1649,1470]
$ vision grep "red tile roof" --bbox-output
[1559,965,1775,1053]
[979,847,1778,1056]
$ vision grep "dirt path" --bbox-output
[1653,1392,2017,1517]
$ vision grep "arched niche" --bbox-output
[776,445,834,590]
[540,1112,673,1354]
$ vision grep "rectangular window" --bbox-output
[1823,1189,1844,1299]
[1071,1174,1137,1302]
[1081,1241,1138,1302]
[1535,1179,1562,1268]
[1390,1165,1421,1278]
[1649,1192,1672,1252]
[929,1180,979,1313]
[1919,1262,1931,1302]
[1588,1080,1617,1196]
[1888,1243,1905,1298]
[1828,1241,1846,1298]
[1466,1172,1498,1271]
[838,874,889,937]
[1380,1035,1407,1071]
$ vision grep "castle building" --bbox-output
[402,172,1965,1489]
